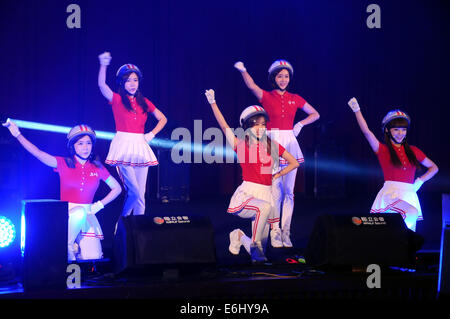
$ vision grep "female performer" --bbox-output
[204,89,299,263]
[348,97,438,231]
[234,60,319,247]
[3,120,122,260]
[98,52,167,216]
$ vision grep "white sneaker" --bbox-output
[250,242,267,264]
[282,230,293,248]
[270,228,283,248]
[229,229,242,255]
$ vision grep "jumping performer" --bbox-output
[98,52,167,216]
[2,120,122,260]
[234,60,319,247]
[204,89,299,263]
[348,97,438,231]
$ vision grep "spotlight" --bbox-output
[0,216,16,248]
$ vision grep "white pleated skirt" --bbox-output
[267,130,304,169]
[370,181,423,221]
[106,131,158,167]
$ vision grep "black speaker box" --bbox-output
[113,214,216,275]
[305,213,423,268]
[21,199,68,291]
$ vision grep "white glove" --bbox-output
[234,61,247,73]
[2,119,21,138]
[205,89,216,104]
[413,178,424,192]
[90,201,104,215]
[98,52,112,66]
[293,122,304,137]
[144,131,155,143]
[348,97,360,112]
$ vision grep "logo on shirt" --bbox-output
[90,172,98,177]
[288,100,296,105]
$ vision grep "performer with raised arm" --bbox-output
[234,60,319,247]
[3,120,121,260]
[98,52,167,216]
[347,97,438,231]
[204,89,299,264]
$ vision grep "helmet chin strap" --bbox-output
[276,84,286,92]
[75,153,90,161]
[387,130,406,145]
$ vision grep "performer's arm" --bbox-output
[293,102,320,137]
[2,119,57,168]
[234,62,263,101]
[145,108,168,143]
[204,89,237,149]
[101,176,122,206]
[413,157,438,191]
[90,175,122,214]
[98,52,114,102]
[273,149,300,180]
[348,97,379,153]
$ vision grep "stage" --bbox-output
[0,194,446,303]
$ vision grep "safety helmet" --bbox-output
[67,124,96,148]
[381,109,410,133]
[239,105,269,127]
[116,64,143,86]
[268,59,294,77]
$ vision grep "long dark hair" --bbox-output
[384,118,421,169]
[117,72,150,113]
[242,115,278,163]
[65,134,102,169]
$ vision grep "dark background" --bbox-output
[0,0,449,258]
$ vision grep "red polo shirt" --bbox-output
[376,143,426,183]
[234,139,286,186]
[110,92,156,133]
[260,90,306,130]
[54,156,111,204]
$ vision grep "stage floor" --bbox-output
[0,193,446,303]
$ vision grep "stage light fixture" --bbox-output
[0,216,16,248]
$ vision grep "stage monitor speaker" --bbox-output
[113,214,216,275]
[21,199,68,291]
[438,194,450,298]
[305,213,423,268]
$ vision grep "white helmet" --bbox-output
[381,110,410,132]
[268,59,294,76]
[239,105,268,127]
[67,124,96,148]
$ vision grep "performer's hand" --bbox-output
[90,201,104,215]
[2,119,21,137]
[205,89,216,104]
[413,178,424,192]
[293,121,303,137]
[144,131,155,143]
[234,61,247,73]
[98,52,112,66]
[348,97,360,112]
